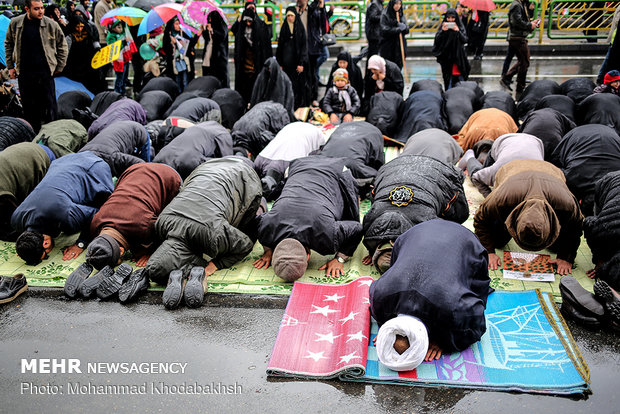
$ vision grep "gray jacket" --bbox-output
[5,14,68,75]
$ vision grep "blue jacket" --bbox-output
[11,151,114,236]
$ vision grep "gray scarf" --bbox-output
[331,86,352,112]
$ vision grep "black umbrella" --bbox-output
[124,0,169,12]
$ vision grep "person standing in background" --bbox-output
[379,0,408,70]
[5,0,68,133]
[467,9,490,60]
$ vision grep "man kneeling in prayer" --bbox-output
[369,219,492,369]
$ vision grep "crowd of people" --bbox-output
[0,0,619,371]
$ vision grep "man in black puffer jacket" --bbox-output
[79,120,150,177]
[362,155,469,273]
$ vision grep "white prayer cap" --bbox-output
[376,315,429,371]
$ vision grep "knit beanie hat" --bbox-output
[86,234,121,270]
[333,68,349,83]
[272,238,308,282]
[604,70,620,85]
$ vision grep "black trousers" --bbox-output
[18,72,57,133]
[504,38,530,93]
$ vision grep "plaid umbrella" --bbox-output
[180,0,229,33]
[459,0,496,12]
[100,7,147,26]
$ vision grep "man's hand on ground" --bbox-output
[586,267,597,279]
[135,254,150,267]
[319,258,344,277]
[204,261,218,276]
[488,252,501,270]
[550,258,572,275]
[425,342,442,361]
[362,255,372,265]
[253,248,273,269]
[62,245,84,261]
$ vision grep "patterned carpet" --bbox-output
[0,145,594,300]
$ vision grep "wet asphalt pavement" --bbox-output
[1,290,618,414]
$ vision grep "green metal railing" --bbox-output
[545,0,617,39]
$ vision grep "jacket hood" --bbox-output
[505,198,560,251]
[365,211,413,243]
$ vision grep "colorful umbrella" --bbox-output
[137,3,184,35]
[459,0,496,12]
[124,0,167,12]
[180,0,229,33]
[100,7,147,27]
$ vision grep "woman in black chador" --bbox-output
[276,6,310,108]
[379,0,408,69]
[432,8,470,90]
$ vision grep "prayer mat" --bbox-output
[0,143,595,298]
[267,278,591,396]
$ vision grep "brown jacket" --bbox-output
[5,14,68,75]
[474,159,584,263]
[456,108,518,152]
[94,0,116,45]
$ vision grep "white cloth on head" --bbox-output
[376,314,429,371]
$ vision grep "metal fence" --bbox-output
[226,0,616,44]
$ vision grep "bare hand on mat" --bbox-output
[362,255,372,265]
[135,255,150,267]
[253,248,273,269]
[549,258,572,275]
[488,253,501,270]
[319,258,344,277]
[205,261,218,276]
[62,245,84,261]
[425,342,442,361]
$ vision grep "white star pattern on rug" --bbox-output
[323,293,345,303]
[346,330,367,342]
[357,279,373,287]
[310,304,339,317]
[339,311,359,324]
[338,351,360,365]
[361,297,370,304]
[304,350,328,362]
[315,331,342,344]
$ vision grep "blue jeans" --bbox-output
[114,64,130,95]
[316,45,329,83]
[176,71,188,93]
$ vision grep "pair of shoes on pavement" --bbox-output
[0,273,28,304]
[64,263,149,302]
[559,276,620,330]
[163,266,206,310]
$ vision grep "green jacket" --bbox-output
[34,119,88,158]
[0,142,50,209]
[5,14,68,75]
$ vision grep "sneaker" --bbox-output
[184,266,206,308]
[162,269,185,310]
[499,77,513,92]
[119,268,150,303]
[0,273,28,304]
[97,263,133,300]
[79,266,114,298]
[64,263,93,298]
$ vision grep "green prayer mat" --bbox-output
[0,146,595,300]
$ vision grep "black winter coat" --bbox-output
[257,156,362,256]
[369,219,491,353]
[318,121,384,184]
[481,91,518,124]
[88,99,147,140]
[380,0,408,68]
[153,121,234,179]
[365,0,383,43]
[576,93,620,135]
[79,120,149,177]
[584,171,620,274]
[519,108,575,161]
[167,97,222,123]
[231,101,290,156]
[444,86,477,134]
[362,155,468,255]
[395,90,447,143]
[534,94,576,122]
[560,77,596,104]
[516,79,561,119]
[366,91,402,137]
[552,124,620,215]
